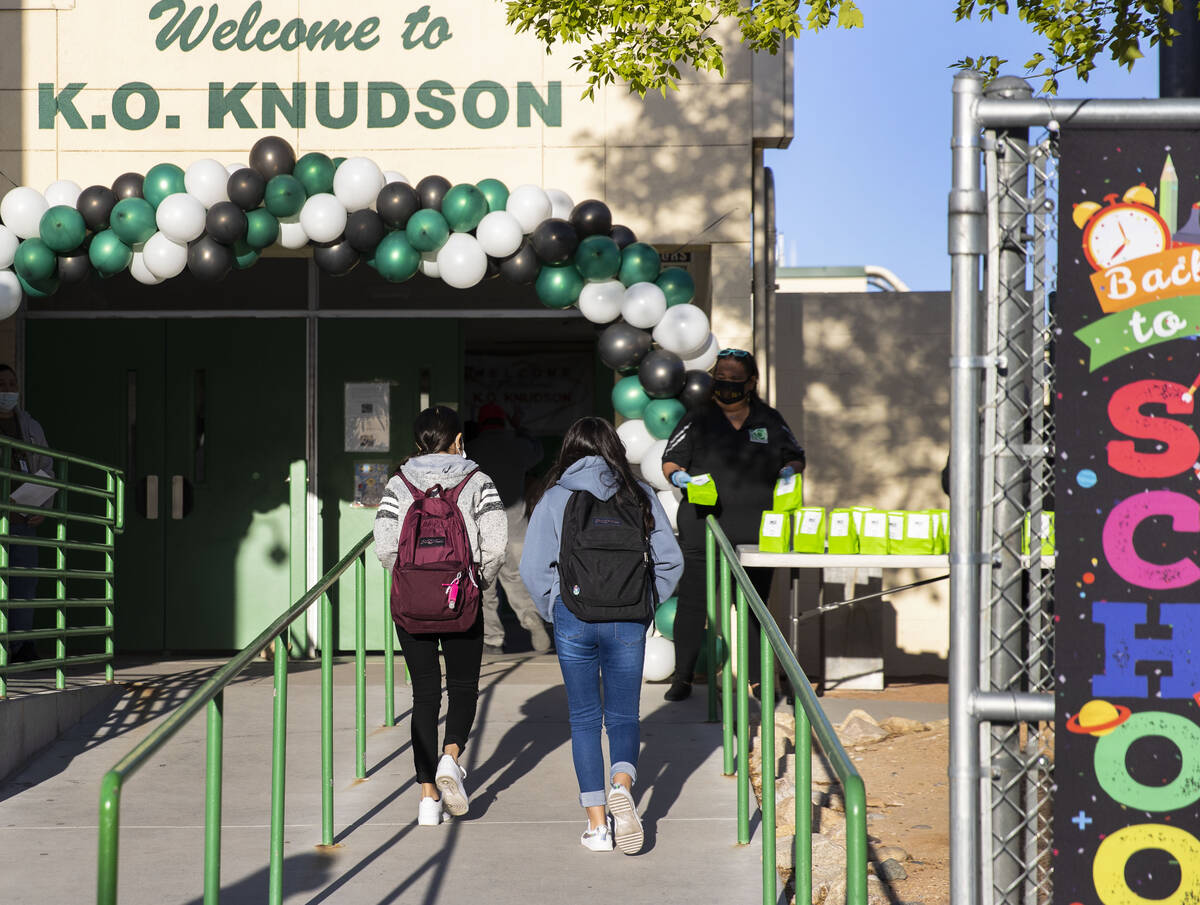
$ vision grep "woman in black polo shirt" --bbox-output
[660,349,804,701]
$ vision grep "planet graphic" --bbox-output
[1066,699,1132,736]
[1076,468,1097,489]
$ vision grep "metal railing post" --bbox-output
[204,691,224,905]
[97,770,122,905]
[705,525,718,722]
[383,568,394,727]
[796,702,812,901]
[736,584,750,845]
[355,553,366,780]
[320,590,334,846]
[760,630,776,905]
[55,460,67,689]
[268,634,288,905]
[106,473,118,684]
[1,444,10,696]
[720,554,734,776]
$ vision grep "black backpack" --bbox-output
[556,489,657,622]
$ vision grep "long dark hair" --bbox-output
[526,416,656,538]
[412,405,461,455]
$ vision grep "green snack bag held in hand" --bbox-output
[773,472,803,510]
[686,473,718,506]
[792,507,826,553]
[858,510,889,555]
[758,511,791,553]
[827,508,859,554]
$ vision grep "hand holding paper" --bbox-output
[10,470,56,509]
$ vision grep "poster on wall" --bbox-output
[464,354,592,434]
[1055,131,1200,904]
[344,382,390,452]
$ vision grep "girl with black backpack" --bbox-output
[520,417,683,853]
[374,406,508,827]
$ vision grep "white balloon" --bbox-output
[682,333,720,371]
[0,270,22,319]
[436,233,487,289]
[546,188,574,221]
[156,193,207,243]
[419,250,440,278]
[0,226,17,270]
[44,180,82,208]
[142,231,188,280]
[657,489,681,532]
[383,170,409,186]
[225,162,246,176]
[653,303,712,357]
[506,184,552,233]
[577,279,625,324]
[643,635,675,681]
[616,419,655,466]
[299,193,347,244]
[640,439,674,491]
[621,282,668,330]
[130,249,163,285]
[277,215,309,250]
[184,158,230,209]
[333,157,385,212]
[475,210,523,258]
[1,187,49,240]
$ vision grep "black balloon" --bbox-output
[598,322,652,372]
[206,202,248,244]
[570,200,612,238]
[415,175,451,211]
[610,224,637,249]
[77,185,117,231]
[530,218,579,265]
[111,172,144,201]
[57,249,92,285]
[679,369,714,410]
[249,135,296,181]
[227,167,266,211]
[187,235,233,282]
[314,238,361,276]
[484,256,502,280]
[346,209,386,254]
[377,182,420,228]
[498,240,540,284]
[638,349,686,398]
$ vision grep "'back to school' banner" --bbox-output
[1055,131,1200,904]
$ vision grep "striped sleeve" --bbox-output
[377,486,401,520]
[473,479,505,518]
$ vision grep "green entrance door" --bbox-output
[27,318,305,651]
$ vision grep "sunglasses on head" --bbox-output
[717,348,751,359]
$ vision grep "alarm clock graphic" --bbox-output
[1078,192,1171,270]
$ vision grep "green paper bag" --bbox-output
[887,510,906,554]
[773,472,803,510]
[792,507,826,553]
[1022,511,1055,556]
[686,473,718,506]
[858,509,889,555]
[892,511,936,555]
[939,510,949,554]
[758,510,791,553]
[827,508,859,554]
[928,509,948,554]
[849,506,872,537]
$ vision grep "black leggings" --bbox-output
[395,615,484,784]
[672,553,774,686]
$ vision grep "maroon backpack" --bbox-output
[390,468,482,634]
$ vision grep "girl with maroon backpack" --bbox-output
[374,406,508,826]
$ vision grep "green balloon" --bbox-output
[264,174,307,218]
[644,397,686,440]
[612,375,651,420]
[657,267,696,307]
[233,240,260,270]
[441,184,489,233]
[696,634,726,673]
[476,178,509,213]
[405,209,450,253]
[536,264,584,309]
[143,163,186,208]
[619,242,661,286]
[110,197,157,246]
[17,271,59,299]
[654,596,678,640]
[575,235,621,282]
[14,238,57,281]
[244,209,280,249]
[294,152,336,197]
[332,156,347,169]
[88,229,133,277]
[38,206,87,254]
[373,231,421,282]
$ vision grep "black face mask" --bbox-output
[712,379,750,404]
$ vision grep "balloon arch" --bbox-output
[0,135,720,487]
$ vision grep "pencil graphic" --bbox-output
[1182,370,1200,403]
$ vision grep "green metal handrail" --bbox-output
[705,516,869,905]
[0,433,124,696]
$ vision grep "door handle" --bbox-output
[145,475,159,520]
[172,475,184,520]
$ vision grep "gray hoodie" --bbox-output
[373,453,508,586]
[519,455,684,623]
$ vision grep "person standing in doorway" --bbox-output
[374,406,507,826]
[521,417,683,853]
[0,365,52,663]
[660,349,805,702]
[466,402,551,654]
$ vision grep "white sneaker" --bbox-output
[580,821,614,852]
[417,796,443,826]
[435,754,469,816]
[607,783,644,854]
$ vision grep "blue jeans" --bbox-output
[553,597,648,808]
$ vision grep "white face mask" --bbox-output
[460,445,467,459]
[0,393,19,413]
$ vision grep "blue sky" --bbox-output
[766,2,1159,290]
